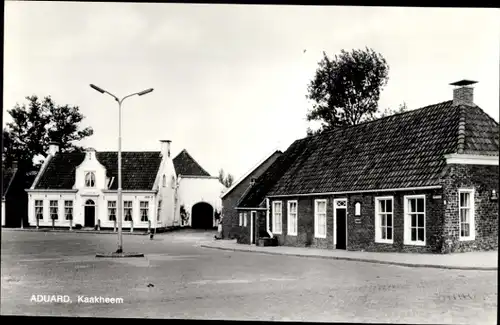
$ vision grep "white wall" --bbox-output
[177,177,225,227]
[154,152,177,227]
[28,192,79,227]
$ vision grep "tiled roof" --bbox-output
[35,152,162,190]
[2,167,17,197]
[173,149,211,177]
[238,101,499,207]
[462,106,499,155]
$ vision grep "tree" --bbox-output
[218,168,234,188]
[374,102,409,119]
[306,47,390,135]
[3,95,93,168]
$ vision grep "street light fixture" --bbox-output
[90,84,154,254]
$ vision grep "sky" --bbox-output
[4,3,499,180]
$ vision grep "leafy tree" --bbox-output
[218,168,234,188]
[374,102,409,119]
[306,47,390,135]
[3,95,93,168]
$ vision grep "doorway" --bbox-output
[250,211,257,244]
[334,199,347,250]
[84,199,95,227]
[191,202,214,229]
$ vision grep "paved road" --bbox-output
[1,229,497,323]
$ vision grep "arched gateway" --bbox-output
[191,202,214,229]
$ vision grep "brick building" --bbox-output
[236,80,499,253]
[220,149,281,240]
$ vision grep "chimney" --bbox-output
[450,80,477,106]
[160,140,171,158]
[48,141,60,156]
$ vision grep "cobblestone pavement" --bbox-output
[1,230,497,323]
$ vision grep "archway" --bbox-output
[84,199,95,227]
[191,202,214,230]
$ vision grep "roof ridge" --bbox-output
[457,106,467,154]
[303,100,454,141]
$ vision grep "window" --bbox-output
[140,201,149,222]
[35,200,43,220]
[355,202,361,216]
[459,190,475,241]
[50,200,59,220]
[314,199,327,238]
[85,172,96,187]
[171,176,176,189]
[272,201,282,234]
[108,201,116,221]
[64,201,73,220]
[287,200,298,236]
[239,212,243,226]
[124,201,133,221]
[157,200,162,221]
[404,195,426,245]
[162,175,166,187]
[243,212,248,227]
[375,197,393,243]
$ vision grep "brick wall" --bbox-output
[269,190,444,253]
[221,152,281,239]
[440,164,499,253]
[346,190,443,253]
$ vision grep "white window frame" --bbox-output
[404,195,426,246]
[140,201,149,222]
[239,212,243,226]
[124,200,133,222]
[272,201,282,234]
[314,199,327,239]
[243,212,248,227]
[287,200,298,236]
[108,200,117,221]
[85,171,96,188]
[35,200,44,220]
[64,200,73,220]
[458,189,475,241]
[49,200,59,220]
[374,196,394,244]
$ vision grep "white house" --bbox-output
[26,141,225,231]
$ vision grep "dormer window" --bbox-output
[85,172,96,187]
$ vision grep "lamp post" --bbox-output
[90,84,153,254]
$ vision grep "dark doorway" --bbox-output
[251,211,257,244]
[84,199,95,227]
[336,209,347,250]
[191,202,214,230]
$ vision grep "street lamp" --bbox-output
[90,84,153,254]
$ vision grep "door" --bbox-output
[250,211,256,244]
[334,199,347,250]
[336,209,347,249]
[84,199,95,227]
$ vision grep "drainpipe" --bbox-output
[266,198,273,238]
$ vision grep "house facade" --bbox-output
[25,140,225,231]
[236,80,499,253]
[220,149,282,240]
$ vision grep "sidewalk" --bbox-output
[201,239,498,271]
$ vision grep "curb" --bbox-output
[200,244,498,271]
